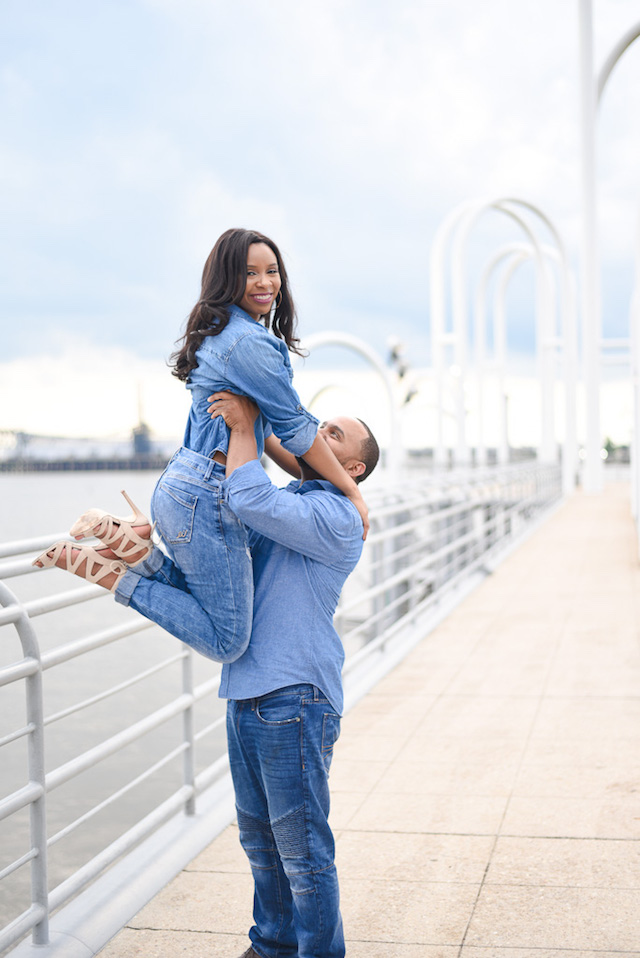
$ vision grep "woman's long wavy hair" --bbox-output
[170,228,303,381]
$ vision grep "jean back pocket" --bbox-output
[152,480,198,544]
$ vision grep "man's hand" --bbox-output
[207,391,259,431]
[208,391,259,477]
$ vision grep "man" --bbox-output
[210,391,379,958]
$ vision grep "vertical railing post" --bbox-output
[381,512,394,637]
[25,636,49,945]
[371,556,381,642]
[0,582,50,946]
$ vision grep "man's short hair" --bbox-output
[356,419,379,483]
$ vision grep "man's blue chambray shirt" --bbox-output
[218,459,364,715]
[183,303,318,459]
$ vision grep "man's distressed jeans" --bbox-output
[227,685,344,958]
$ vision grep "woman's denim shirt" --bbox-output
[183,304,319,459]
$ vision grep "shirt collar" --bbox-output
[227,303,259,324]
[291,478,344,496]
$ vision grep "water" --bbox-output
[0,469,228,933]
[0,470,162,542]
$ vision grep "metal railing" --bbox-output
[0,461,561,956]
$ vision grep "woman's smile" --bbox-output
[239,242,282,320]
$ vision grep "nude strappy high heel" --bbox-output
[32,542,128,592]
[69,490,153,566]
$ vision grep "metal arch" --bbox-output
[448,201,555,463]
[597,21,640,102]
[298,331,403,476]
[477,241,578,494]
[594,12,640,544]
[430,197,502,465]
[496,198,571,269]
[474,244,534,468]
[579,1,640,495]
[306,383,357,412]
[492,250,536,467]
[429,196,577,487]
[484,247,562,455]
[475,245,554,454]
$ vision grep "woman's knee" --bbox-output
[204,615,252,662]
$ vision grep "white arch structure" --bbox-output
[473,241,578,493]
[430,196,577,490]
[473,244,529,469]
[306,383,354,411]
[297,331,403,477]
[579,0,640,495]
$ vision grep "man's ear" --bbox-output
[347,460,366,479]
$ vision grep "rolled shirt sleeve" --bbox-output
[225,330,319,456]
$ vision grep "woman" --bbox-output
[33,228,369,663]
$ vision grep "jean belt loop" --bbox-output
[203,457,215,481]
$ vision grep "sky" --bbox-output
[1,0,639,447]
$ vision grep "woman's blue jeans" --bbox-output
[114,447,253,663]
[227,684,344,958]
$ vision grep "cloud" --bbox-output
[0,339,190,439]
[1,0,639,427]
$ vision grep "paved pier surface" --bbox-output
[100,484,640,958]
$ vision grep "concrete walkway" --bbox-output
[99,484,640,958]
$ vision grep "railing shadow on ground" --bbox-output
[0,461,561,958]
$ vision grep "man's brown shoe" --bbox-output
[238,948,261,958]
